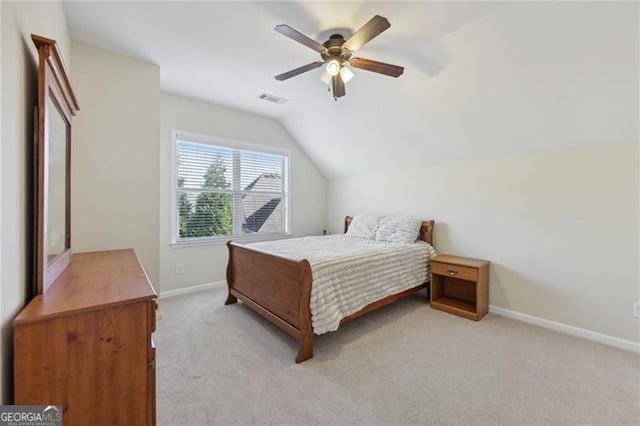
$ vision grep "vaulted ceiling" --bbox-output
[63,1,638,178]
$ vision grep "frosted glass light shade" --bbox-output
[340,67,354,83]
[326,59,340,76]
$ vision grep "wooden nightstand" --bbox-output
[430,254,490,321]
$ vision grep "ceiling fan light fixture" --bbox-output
[322,67,353,86]
[340,66,354,83]
[320,71,331,86]
[326,59,340,76]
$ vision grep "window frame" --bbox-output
[170,129,291,247]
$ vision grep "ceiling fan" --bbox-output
[274,15,404,101]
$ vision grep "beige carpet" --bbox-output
[154,286,639,425]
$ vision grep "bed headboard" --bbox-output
[344,216,435,247]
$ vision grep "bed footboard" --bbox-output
[225,241,314,363]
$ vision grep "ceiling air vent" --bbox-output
[258,92,287,105]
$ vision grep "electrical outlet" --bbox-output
[634,301,640,319]
[175,263,184,274]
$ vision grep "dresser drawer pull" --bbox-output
[447,269,458,276]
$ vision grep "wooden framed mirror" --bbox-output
[32,34,79,294]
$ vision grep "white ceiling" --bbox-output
[63,1,638,178]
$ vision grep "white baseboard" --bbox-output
[157,284,639,353]
[489,305,640,353]
[159,280,226,299]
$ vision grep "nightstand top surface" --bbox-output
[431,254,490,268]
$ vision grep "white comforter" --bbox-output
[248,235,437,335]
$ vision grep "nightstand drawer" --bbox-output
[432,262,478,281]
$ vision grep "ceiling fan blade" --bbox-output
[343,15,391,52]
[275,24,327,53]
[275,61,324,81]
[331,74,346,99]
[350,57,404,78]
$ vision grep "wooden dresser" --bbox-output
[14,249,157,425]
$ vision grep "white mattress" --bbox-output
[248,235,437,335]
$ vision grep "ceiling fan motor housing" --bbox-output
[321,34,352,62]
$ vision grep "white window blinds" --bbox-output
[174,132,289,242]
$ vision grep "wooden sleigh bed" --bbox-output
[225,216,435,363]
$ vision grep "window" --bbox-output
[172,130,289,244]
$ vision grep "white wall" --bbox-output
[70,41,160,287]
[0,0,70,404]
[327,142,639,343]
[322,1,639,347]
[159,92,326,292]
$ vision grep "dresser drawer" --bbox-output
[432,262,478,281]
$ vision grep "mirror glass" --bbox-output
[46,96,68,263]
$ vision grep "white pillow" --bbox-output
[345,215,381,239]
[375,216,422,244]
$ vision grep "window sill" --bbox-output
[170,232,292,249]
